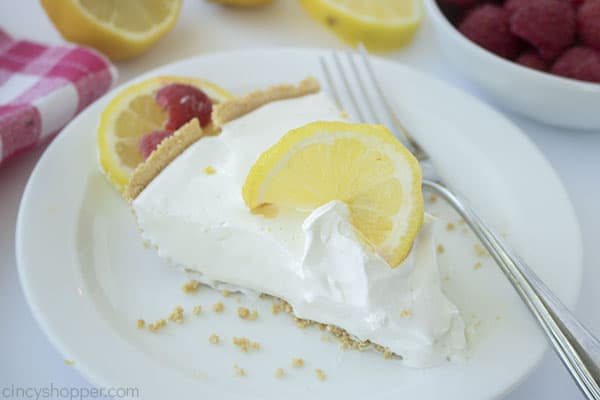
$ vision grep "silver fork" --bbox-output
[320,46,600,399]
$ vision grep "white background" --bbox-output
[1,1,599,399]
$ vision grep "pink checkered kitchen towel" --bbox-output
[0,29,117,165]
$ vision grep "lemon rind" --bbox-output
[73,0,182,41]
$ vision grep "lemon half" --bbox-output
[299,0,423,52]
[41,0,182,60]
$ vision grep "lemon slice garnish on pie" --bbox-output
[242,121,424,267]
[97,76,233,193]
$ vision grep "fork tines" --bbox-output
[319,45,427,161]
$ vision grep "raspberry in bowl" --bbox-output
[424,0,600,130]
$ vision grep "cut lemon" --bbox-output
[40,0,182,60]
[299,0,423,52]
[97,76,234,193]
[242,121,424,267]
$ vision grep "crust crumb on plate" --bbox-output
[314,368,326,380]
[233,364,246,377]
[275,368,285,378]
[148,318,167,332]
[182,279,201,294]
[212,302,225,313]
[237,307,258,320]
[232,336,260,352]
[291,358,304,368]
[168,305,184,323]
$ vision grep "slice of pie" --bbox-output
[125,77,465,367]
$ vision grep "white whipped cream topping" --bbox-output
[299,201,465,366]
[132,92,466,367]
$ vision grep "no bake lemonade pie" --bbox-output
[125,77,466,367]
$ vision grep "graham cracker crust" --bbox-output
[212,77,320,126]
[124,118,204,201]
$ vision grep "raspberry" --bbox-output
[516,51,548,71]
[551,46,600,83]
[139,130,173,160]
[510,0,576,61]
[578,0,600,51]
[155,83,212,130]
[458,5,522,59]
[504,0,529,16]
[507,0,582,15]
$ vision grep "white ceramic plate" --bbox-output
[17,49,583,400]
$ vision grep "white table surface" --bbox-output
[1,1,598,399]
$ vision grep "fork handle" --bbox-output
[424,179,600,400]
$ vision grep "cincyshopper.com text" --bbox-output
[1,384,139,399]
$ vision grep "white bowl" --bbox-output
[424,0,600,130]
